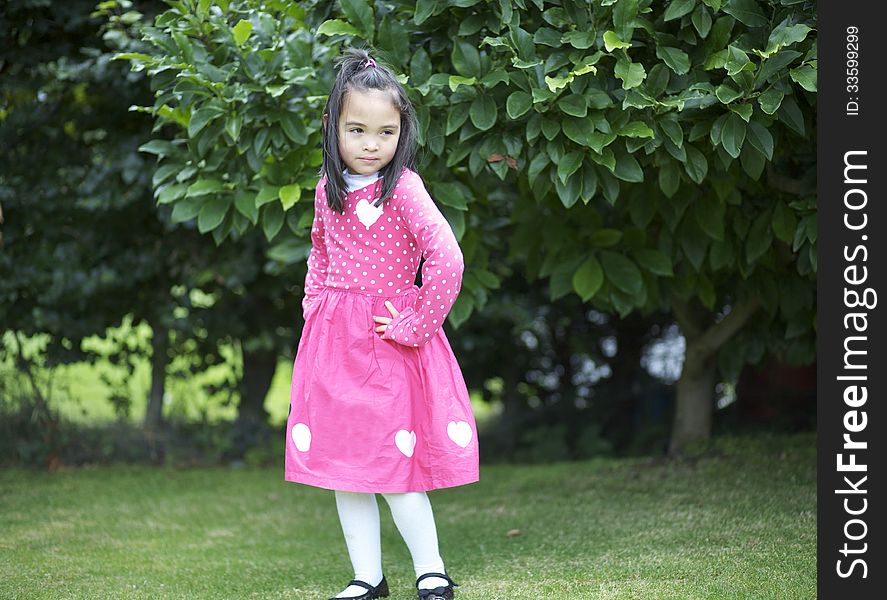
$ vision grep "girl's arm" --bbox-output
[381,174,465,347]
[302,187,330,320]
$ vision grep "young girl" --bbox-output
[285,48,480,600]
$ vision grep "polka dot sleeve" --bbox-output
[301,185,329,320]
[380,174,465,347]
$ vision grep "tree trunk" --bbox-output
[144,320,168,433]
[668,296,761,455]
[670,346,718,453]
[236,344,277,426]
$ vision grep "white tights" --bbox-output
[333,490,450,598]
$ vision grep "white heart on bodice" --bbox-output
[291,422,311,452]
[355,198,384,227]
[447,421,473,448]
[395,429,417,457]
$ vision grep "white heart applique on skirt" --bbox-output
[355,198,383,227]
[395,429,417,457]
[447,421,472,448]
[291,423,312,452]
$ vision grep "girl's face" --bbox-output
[336,87,401,176]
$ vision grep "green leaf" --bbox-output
[790,64,817,92]
[683,145,708,184]
[664,0,696,21]
[613,150,643,183]
[725,45,752,76]
[600,251,643,295]
[414,0,437,25]
[740,142,765,179]
[410,48,432,85]
[777,95,805,136]
[722,0,767,27]
[572,255,605,301]
[694,195,726,241]
[225,113,242,141]
[198,197,230,233]
[771,200,797,243]
[589,229,623,247]
[618,121,654,138]
[170,197,203,223]
[469,95,497,130]
[448,75,476,92]
[656,46,691,75]
[262,204,285,242]
[758,50,802,83]
[234,189,258,224]
[280,112,308,144]
[544,73,575,93]
[157,182,188,205]
[339,0,375,40]
[506,91,533,119]
[562,116,593,145]
[558,151,584,183]
[691,4,712,37]
[555,172,581,208]
[615,58,646,89]
[452,40,481,78]
[715,83,742,104]
[534,27,563,47]
[704,49,728,70]
[634,248,674,276]
[232,19,252,45]
[446,106,470,135]
[729,103,753,122]
[434,182,469,210]
[187,179,223,197]
[139,139,178,158]
[527,154,549,187]
[562,30,596,49]
[746,210,773,263]
[658,160,680,198]
[660,120,683,147]
[316,19,359,37]
[603,30,631,51]
[612,0,639,33]
[709,238,735,271]
[113,52,154,62]
[764,21,812,55]
[746,120,774,160]
[256,185,280,207]
[541,118,561,141]
[680,219,709,271]
[279,184,302,210]
[720,112,747,158]
[757,88,784,114]
[645,63,670,96]
[558,94,588,118]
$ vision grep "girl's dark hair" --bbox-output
[320,47,418,213]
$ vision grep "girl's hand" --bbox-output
[372,300,399,334]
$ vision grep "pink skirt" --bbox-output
[284,284,480,493]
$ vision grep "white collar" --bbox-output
[342,169,381,192]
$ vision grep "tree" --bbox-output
[124,0,817,455]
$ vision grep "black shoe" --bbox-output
[329,575,390,600]
[416,572,459,600]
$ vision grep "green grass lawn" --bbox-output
[1,432,815,599]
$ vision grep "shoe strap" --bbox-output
[346,579,374,592]
[415,572,458,588]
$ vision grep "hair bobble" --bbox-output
[364,57,377,69]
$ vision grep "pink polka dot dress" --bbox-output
[284,167,480,493]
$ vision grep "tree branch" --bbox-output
[695,297,762,359]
